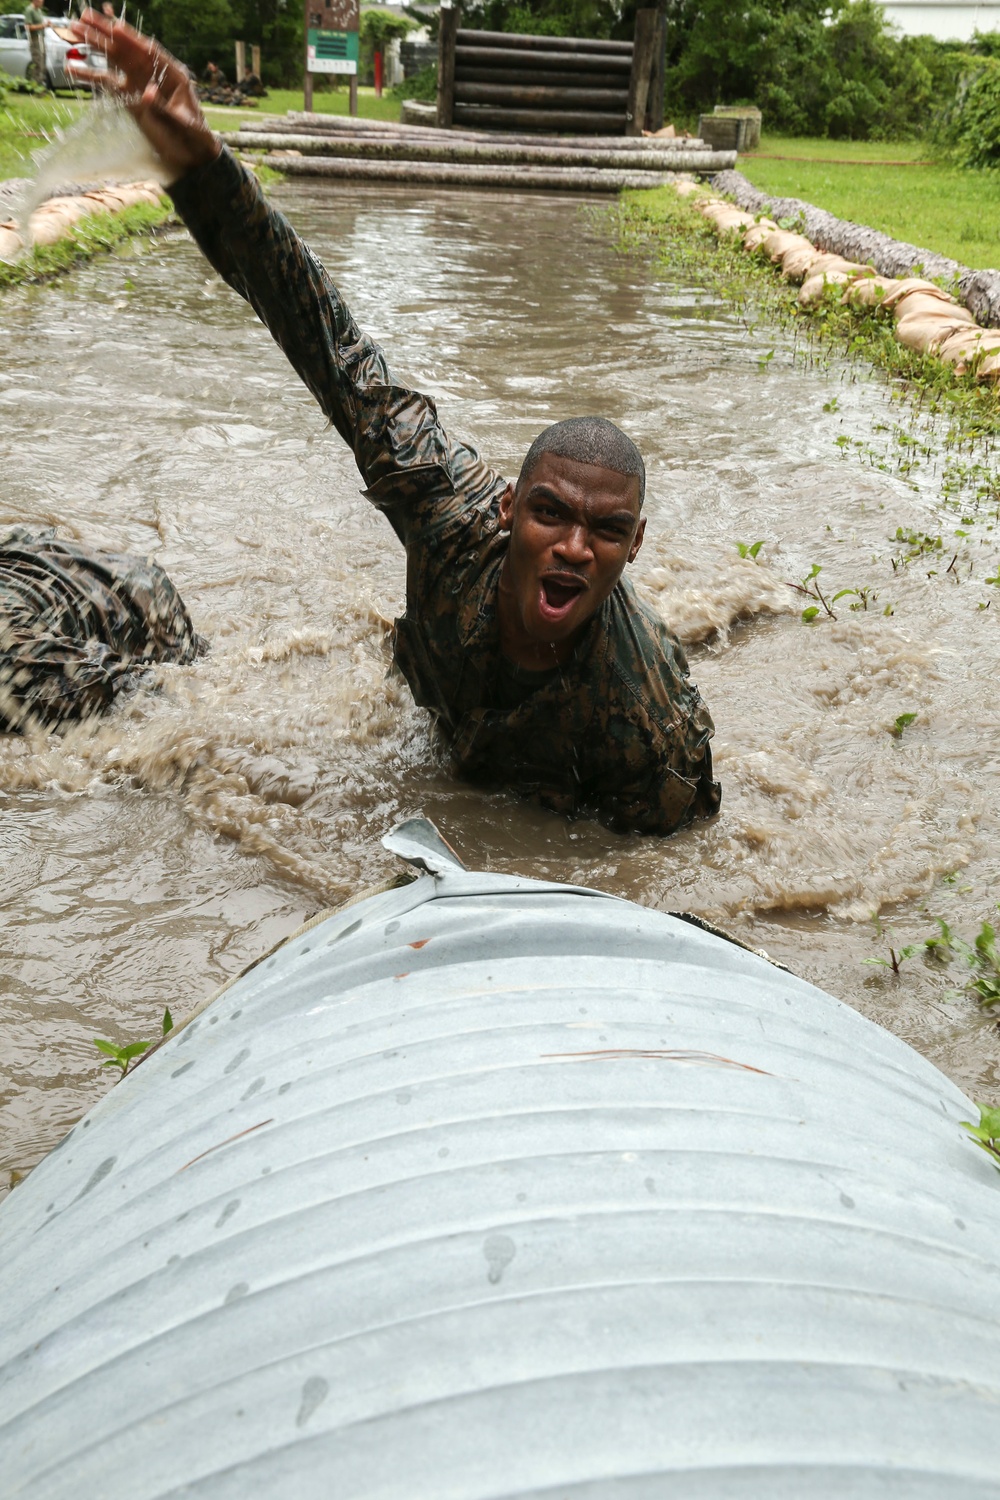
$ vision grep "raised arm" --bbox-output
[67,12,484,513]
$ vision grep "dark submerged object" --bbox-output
[0,527,202,730]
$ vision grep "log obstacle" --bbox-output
[227,105,734,194]
[438,10,666,136]
[240,154,688,194]
[226,131,737,175]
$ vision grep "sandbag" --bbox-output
[742,219,778,251]
[891,293,973,327]
[762,229,814,263]
[810,253,866,279]
[0,225,23,260]
[673,178,703,198]
[879,278,952,310]
[841,274,895,308]
[799,270,854,306]
[701,204,756,233]
[895,310,981,354]
[779,243,824,280]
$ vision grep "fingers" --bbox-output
[66,62,124,92]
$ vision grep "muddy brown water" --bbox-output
[2,180,999,1195]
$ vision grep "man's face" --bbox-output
[497,451,645,656]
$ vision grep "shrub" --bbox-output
[934,53,1000,166]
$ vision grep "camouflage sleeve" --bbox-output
[168,147,461,511]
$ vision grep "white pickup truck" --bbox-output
[0,13,105,89]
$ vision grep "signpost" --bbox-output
[304,0,359,115]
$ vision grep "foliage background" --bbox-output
[118,0,1000,153]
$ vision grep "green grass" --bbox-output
[0,92,86,180]
[201,85,402,127]
[740,134,1000,270]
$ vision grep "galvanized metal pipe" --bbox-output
[2,836,999,1496]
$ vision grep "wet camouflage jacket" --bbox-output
[0,528,201,732]
[172,148,720,834]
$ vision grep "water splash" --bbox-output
[13,97,168,232]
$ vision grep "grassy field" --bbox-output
[0,93,86,180]
[202,85,402,126]
[740,134,1000,270]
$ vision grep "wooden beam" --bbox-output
[453,105,626,133]
[437,4,459,128]
[455,82,628,108]
[456,29,632,56]
[457,66,629,90]
[454,44,632,74]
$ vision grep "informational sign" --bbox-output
[306,0,359,75]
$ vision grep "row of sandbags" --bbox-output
[0,181,165,263]
[675,178,1000,380]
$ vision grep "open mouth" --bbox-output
[539,574,587,624]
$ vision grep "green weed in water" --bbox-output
[93,1007,173,1077]
[960,1102,1000,1170]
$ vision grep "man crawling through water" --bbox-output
[7,11,722,837]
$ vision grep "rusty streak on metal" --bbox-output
[540,1048,773,1074]
[176,1119,275,1173]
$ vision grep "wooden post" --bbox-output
[234,39,246,83]
[349,74,358,115]
[625,8,657,136]
[437,2,458,129]
[251,44,261,78]
[303,0,313,111]
[646,3,666,133]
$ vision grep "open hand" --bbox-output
[67,10,220,185]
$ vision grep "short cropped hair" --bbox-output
[517,416,646,507]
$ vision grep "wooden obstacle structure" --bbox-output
[228,108,738,193]
[437,8,666,136]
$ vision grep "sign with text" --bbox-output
[306,0,359,75]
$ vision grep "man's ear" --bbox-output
[628,516,646,564]
[498,481,516,532]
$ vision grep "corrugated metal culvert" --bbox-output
[2,819,1000,1497]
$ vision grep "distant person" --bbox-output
[0,529,203,732]
[24,0,48,86]
[202,60,226,87]
[67,12,721,837]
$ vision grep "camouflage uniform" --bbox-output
[171,149,721,834]
[24,3,45,86]
[0,529,202,732]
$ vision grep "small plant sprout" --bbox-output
[787,563,837,623]
[93,1008,174,1077]
[890,712,918,738]
[960,1102,1000,1171]
[736,540,765,561]
[865,913,918,974]
[916,911,1000,1009]
[758,348,775,372]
